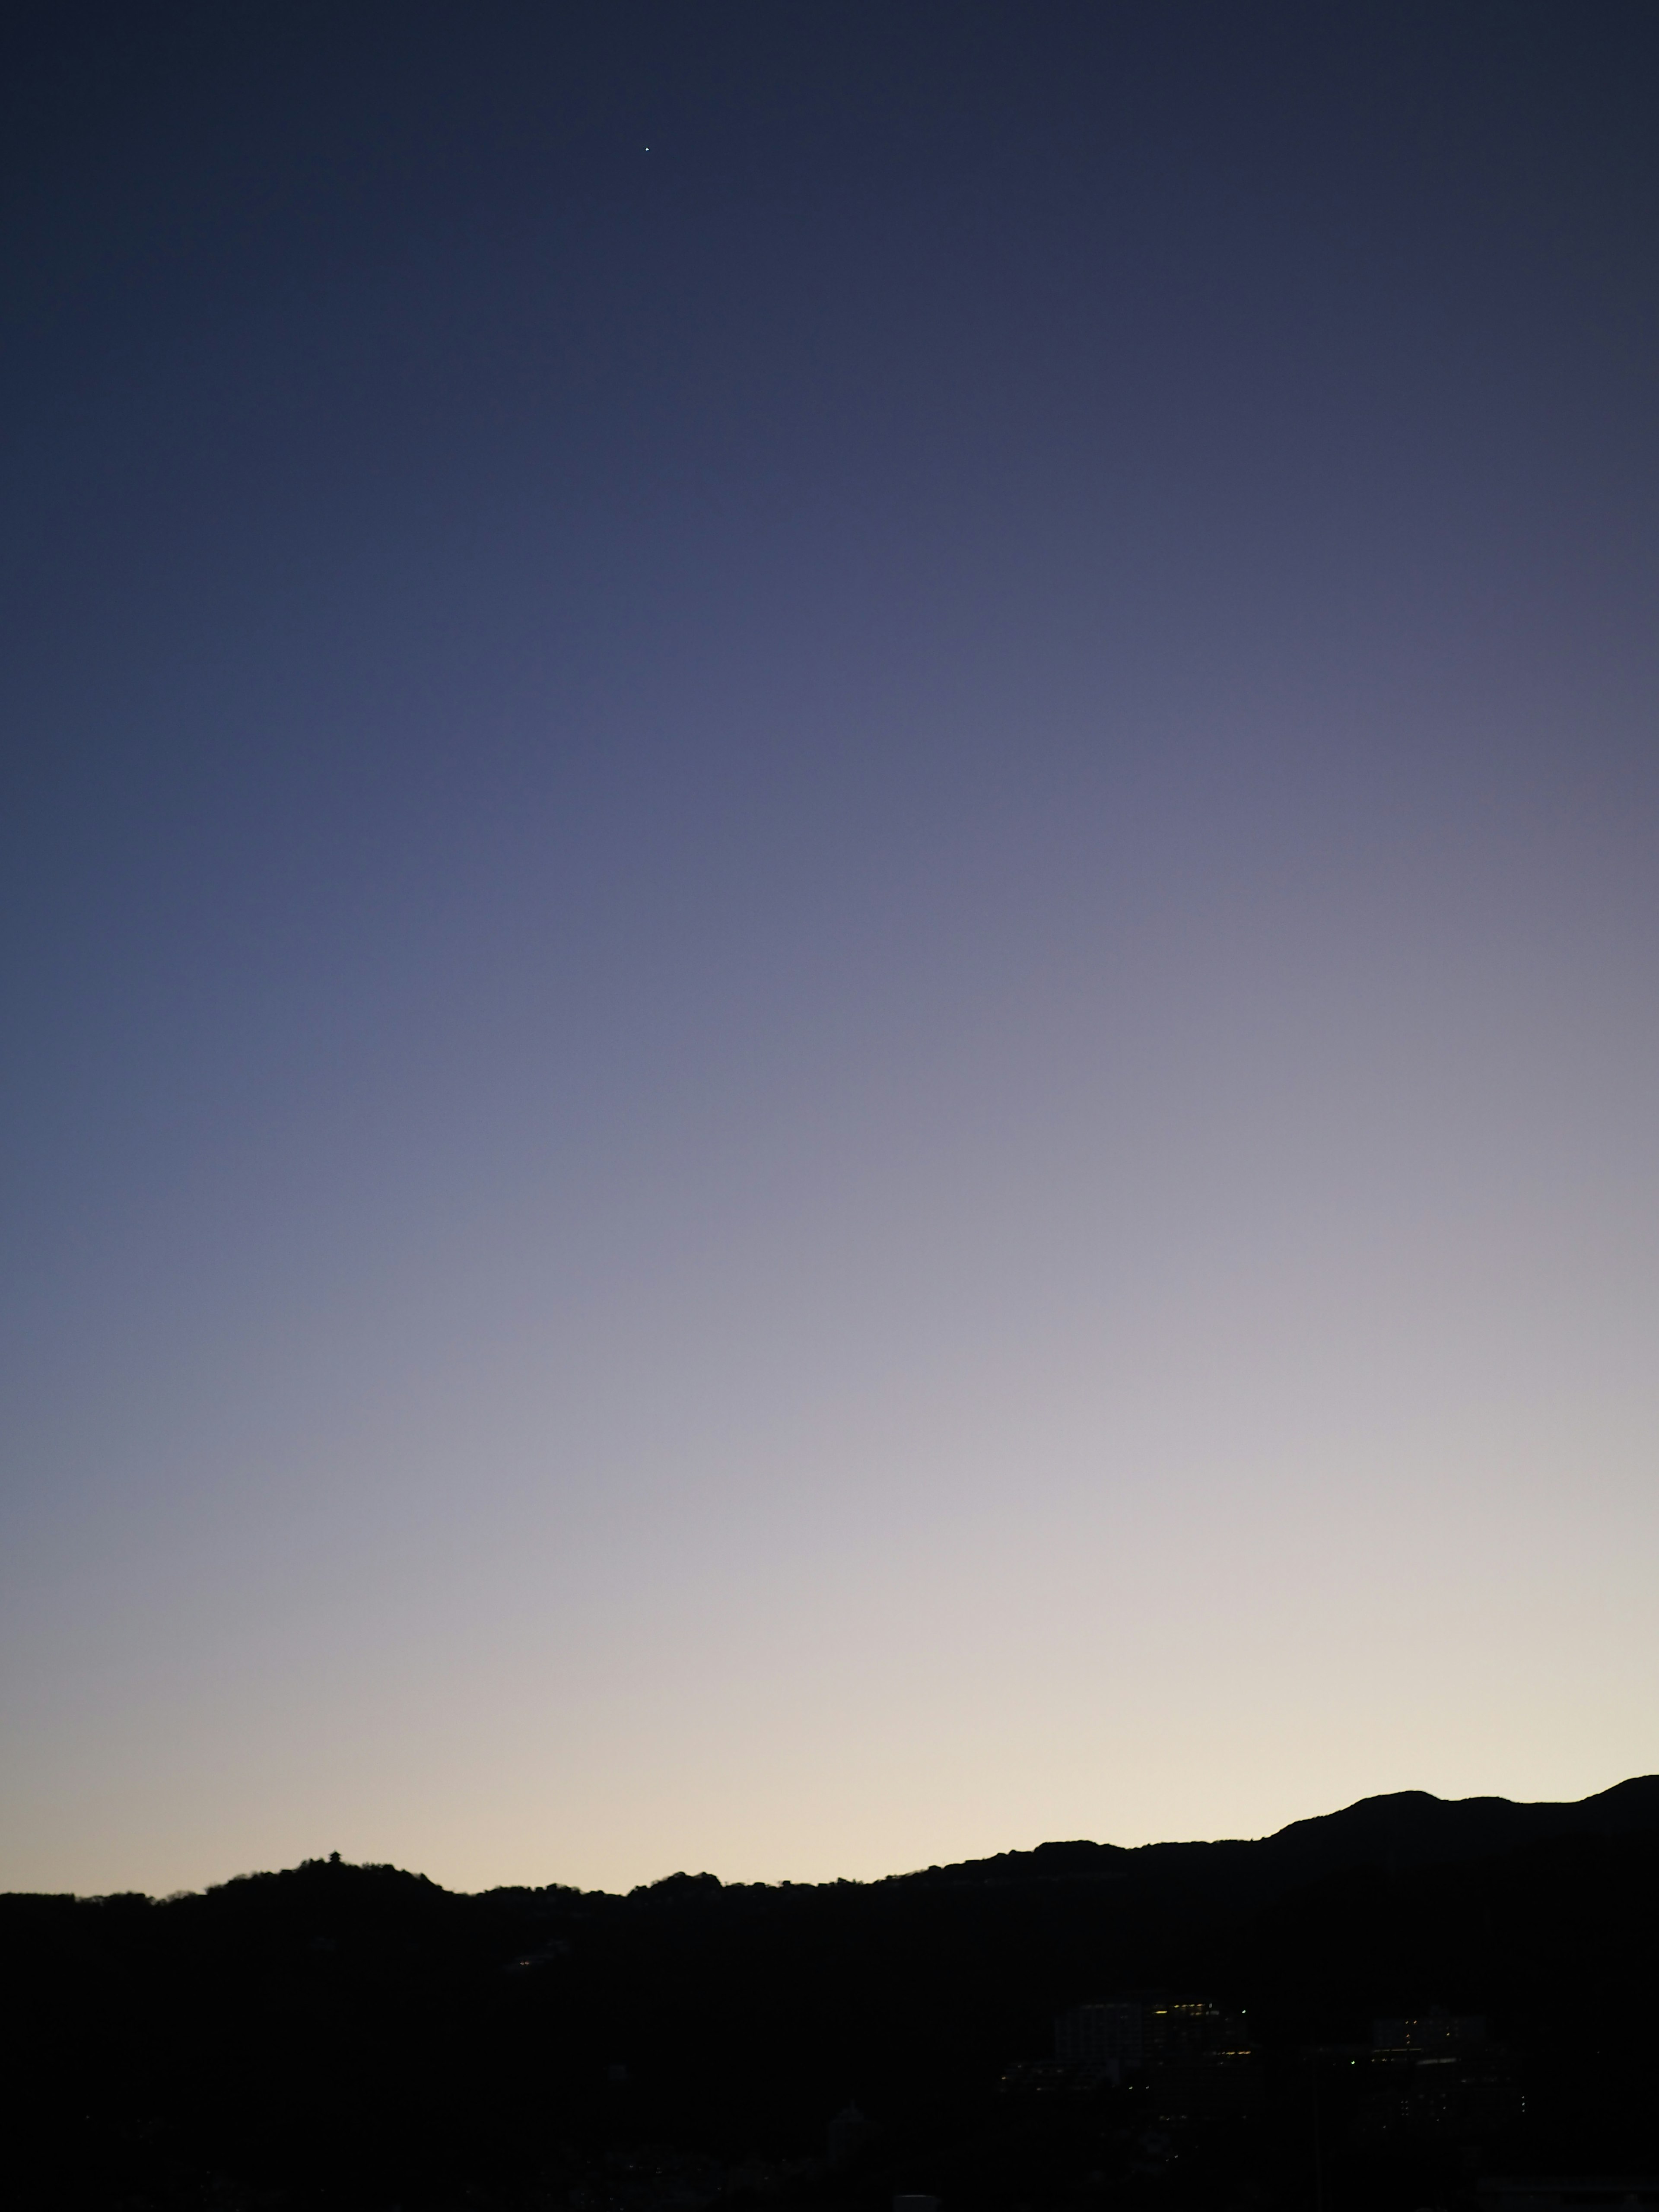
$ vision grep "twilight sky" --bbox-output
[4,0,1657,1899]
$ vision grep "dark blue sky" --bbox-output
[5,2,1657,1892]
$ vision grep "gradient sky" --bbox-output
[4,0,1657,1899]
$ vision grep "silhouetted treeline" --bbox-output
[6,1783,1658,2212]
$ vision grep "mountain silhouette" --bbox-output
[890,1776,1659,1898]
[6,1778,1656,2209]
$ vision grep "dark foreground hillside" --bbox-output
[6,1783,1658,2212]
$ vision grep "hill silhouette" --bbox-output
[896,1776,1659,1895]
[5,1781,1657,2211]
